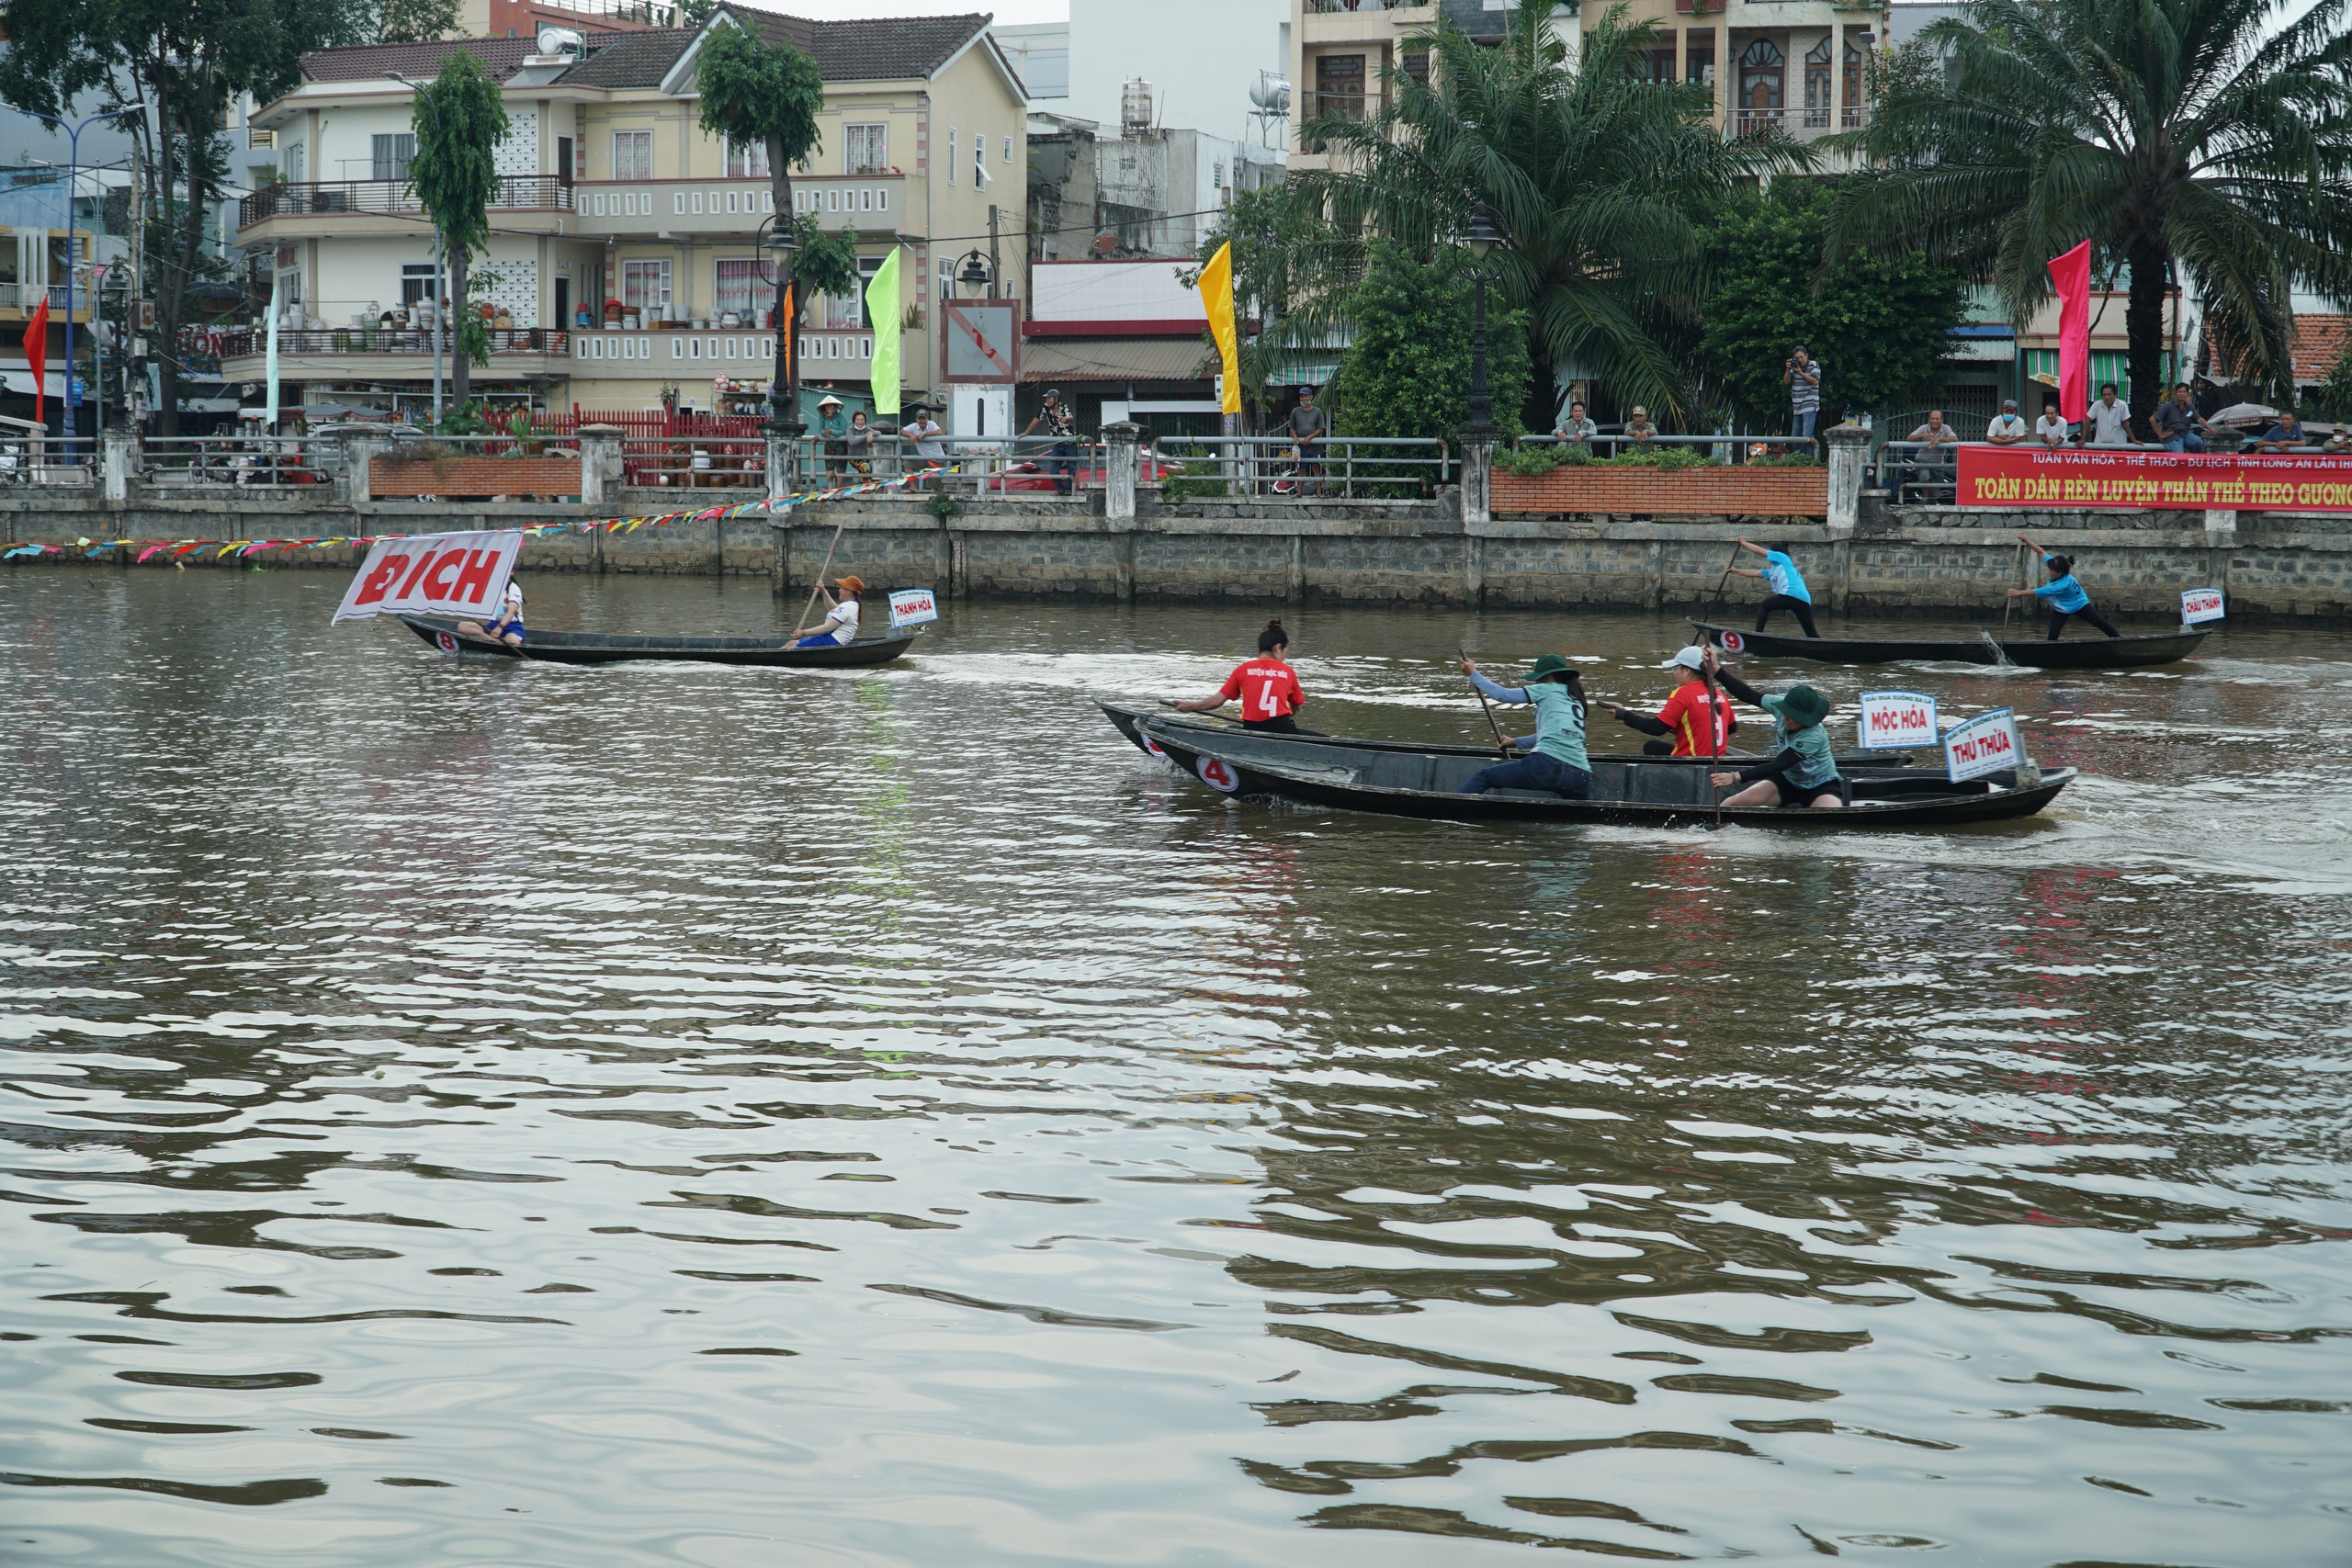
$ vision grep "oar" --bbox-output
[1701,660,1724,829]
[1691,542,1742,645]
[791,521,847,635]
[1460,650,1513,756]
[1998,539,2025,632]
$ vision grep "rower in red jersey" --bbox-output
[1171,620,1315,733]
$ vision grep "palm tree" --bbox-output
[1288,5,1803,424]
[1826,0,2352,424]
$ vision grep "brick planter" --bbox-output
[1494,466,1827,518]
[372,456,582,500]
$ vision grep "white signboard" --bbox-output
[2180,587,2225,626]
[1943,707,2021,784]
[334,530,523,624]
[1856,690,1939,751]
[888,587,939,628]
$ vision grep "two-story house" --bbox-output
[229,6,1027,424]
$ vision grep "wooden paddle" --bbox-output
[1459,650,1514,756]
[1998,539,2025,631]
[791,522,848,635]
[1691,542,1743,645]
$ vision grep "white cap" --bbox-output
[1661,646,1706,671]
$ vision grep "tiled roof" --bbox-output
[724,7,992,83]
[2211,312,2351,385]
[300,36,540,83]
[1020,337,1215,384]
[552,27,695,87]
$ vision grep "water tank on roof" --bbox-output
[1121,79,1155,136]
[1250,73,1291,115]
[535,26,582,58]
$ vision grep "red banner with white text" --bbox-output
[1954,446,2352,513]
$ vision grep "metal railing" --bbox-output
[1306,0,1424,10]
[142,435,337,488]
[215,326,570,359]
[239,175,571,229]
[0,283,89,312]
[621,438,766,490]
[1879,439,1965,503]
[1516,432,1823,464]
[1154,435,1454,500]
[0,440,93,487]
[380,434,582,458]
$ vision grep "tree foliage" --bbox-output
[1698,181,1965,430]
[696,17,825,421]
[1334,243,1532,446]
[411,50,508,406]
[0,0,369,431]
[1289,4,1803,423]
[374,0,458,43]
[1182,186,1327,428]
[1827,0,2352,420]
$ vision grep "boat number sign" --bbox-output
[1943,707,2020,784]
[888,588,940,628]
[333,530,525,624]
[1196,756,1240,793]
[1857,691,1938,751]
[1717,630,1746,653]
[2181,587,2226,626]
[1136,728,1168,760]
[435,631,460,653]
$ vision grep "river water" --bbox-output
[4,569,2348,1566]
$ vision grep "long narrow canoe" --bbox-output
[1690,620,2207,670]
[1137,717,2073,829]
[1095,698,1911,770]
[401,614,921,668]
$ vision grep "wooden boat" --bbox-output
[400,614,921,668]
[1136,717,2073,829]
[1689,620,2207,670]
[1095,698,1910,771]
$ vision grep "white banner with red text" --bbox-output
[333,531,525,624]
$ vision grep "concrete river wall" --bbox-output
[6,490,2347,624]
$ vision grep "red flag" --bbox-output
[2047,240,2091,424]
[22,293,48,428]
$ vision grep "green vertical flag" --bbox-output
[865,248,903,417]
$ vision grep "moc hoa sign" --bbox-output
[1857,690,1938,751]
[333,531,524,623]
[1943,707,2020,784]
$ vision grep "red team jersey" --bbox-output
[1657,680,1736,756]
[1218,659,1305,722]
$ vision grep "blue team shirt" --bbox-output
[1470,672,1590,770]
[2033,558,2090,614]
[1763,550,1811,604]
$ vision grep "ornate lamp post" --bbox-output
[1460,202,1502,434]
[766,220,801,435]
[954,250,993,298]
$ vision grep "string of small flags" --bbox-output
[0,466,945,563]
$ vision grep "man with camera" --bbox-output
[1785,346,1823,441]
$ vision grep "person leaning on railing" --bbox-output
[1901,411,1962,502]
[2152,384,2214,452]
[1288,387,1329,497]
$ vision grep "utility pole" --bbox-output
[988,205,1000,299]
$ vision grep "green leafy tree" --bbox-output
[1182,185,1325,430]
[410,51,508,409]
[0,0,370,433]
[2319,346,2352,422]
[1291,4,1803,423]
[696,17,824,425]
[1827,0,2352,426]
[1698,182,1966,431]
[374,0,458,43]
[1334,243,1531,492]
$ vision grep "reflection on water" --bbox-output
[3,570,2348,1566]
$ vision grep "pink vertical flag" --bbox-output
[2047,240,2092,423]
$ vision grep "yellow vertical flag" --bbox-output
[865,248,903,417]
[1201,241,1241,416]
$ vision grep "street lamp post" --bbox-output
[21,106,139,448]
[765,220,802,436]
[1460,203,1502,434]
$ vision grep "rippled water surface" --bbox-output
[5,569,2350,1566]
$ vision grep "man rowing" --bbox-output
[1605,647,1737,758]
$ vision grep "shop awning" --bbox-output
[1019,336,1214,384]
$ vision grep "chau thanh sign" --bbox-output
[1955,447,2352,513]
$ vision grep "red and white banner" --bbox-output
[1955,446,2352,513]
[334,531,524,623]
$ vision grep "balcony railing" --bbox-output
[0,283,89,312]
[1306,0,1427,12]
[217,326,571,358]
[239,175,572,229]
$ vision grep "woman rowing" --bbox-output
[2007,533,2122,640]
[1453,654,1591,799]
[794,574,865,648]
[457,581,526,648]
[1605,646,1737,757]
[1700,648,1849,808]
[1170,620,1315,732]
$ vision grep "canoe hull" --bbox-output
[1136,717,2072,829]
[401,615,920,668]
[1689,620,2207,669]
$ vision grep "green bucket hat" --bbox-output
[1528,653,1575,682]
[1765,684,1831,729]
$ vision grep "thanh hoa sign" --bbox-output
[888,588,939,628]
[1955,447,2352,513]
[1856,691,1939,751]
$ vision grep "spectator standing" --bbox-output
[2033,397,2072,448]
[1785,346,1823,439]
[1555,400,1598,446]
[1985,400,2029,445]
[813,394,849,481]
[899,406,947,489]
[2087,383,2133,446]
[1903,410,1962,502]
[1021,388,1079,495]
[1623,406,1657,451]
[2254,412,2309,452]
[2152,385,2210,452]
[1288,386,1329,497]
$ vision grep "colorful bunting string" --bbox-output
[0,466,944,563]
